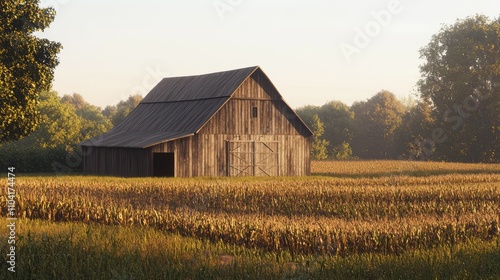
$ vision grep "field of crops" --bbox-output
[3,160,499,257]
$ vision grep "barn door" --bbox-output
[226,140,279,176]
[153,153,174,177]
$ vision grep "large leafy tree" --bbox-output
[62,93,112,139]
[419,15,500,162]
[0,90,81,172]
[396,100,435,160]
[317,101,354,158]
[0,0,62,142]
[295,105,319,129]
[10,90,82,150]
[351,91,405,159]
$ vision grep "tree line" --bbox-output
[1,0,498,171]
[0,91,142,172]
[299,15,499,163]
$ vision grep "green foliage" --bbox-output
[351,90,405,159]
[318,101,354,157]
[0,89,146,173]
[310,114,329,160]
[0,91,111,172]
[0,143,67,172]
[62,93,112,139]
[419,14,500,162]
[294,15,499,163]
[296,101,353,159]
[26,90,82,150]
[102,94,142,126]
[396,100,435,160]
[331,141,353,160]
[0,0,62,142]
[295,105,318,127]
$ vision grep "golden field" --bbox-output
[3,161,499,256]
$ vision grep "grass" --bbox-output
[2,160,500,278]
[1,219,499,280]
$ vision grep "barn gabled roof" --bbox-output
[79,66,311,148]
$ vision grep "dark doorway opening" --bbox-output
[153,153,174,177]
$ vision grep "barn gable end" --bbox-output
[199,70,309,136]
[80,66,312,177]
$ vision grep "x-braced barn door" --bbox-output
[226,140,279,176]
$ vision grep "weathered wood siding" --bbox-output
[82,146,150,177]
[200,72,309,136]
[82,69,311,177]
[150,134,310,177]
[149,71,311,177]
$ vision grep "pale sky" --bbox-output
[38,0,499,109]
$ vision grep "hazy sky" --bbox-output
[38,0,499,109]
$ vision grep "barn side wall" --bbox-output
[150,134,310,177]
[82,146,150,177]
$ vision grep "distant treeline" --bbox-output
[1,13,498,173]
[297,89,498,163]
[0,84,496,175]
[0,91,142,173]
[297,14,500,164]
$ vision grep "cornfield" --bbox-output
[2,161,499,256]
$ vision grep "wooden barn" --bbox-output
[79,66,312,177]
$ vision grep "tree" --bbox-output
[311,114,329,160]
[13,90,82,150]
[103,94,143,126]
[62,93,112,138]
[396,100,435,160]
[0,0,62,142]
[419,15,500,162]
[0,91,113,172]
[295,105,320,130]
[331,141,352,160]
[0,90,82,172]
[351,91,405,159]
[297,102,354,159]
[318,101,354,159]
